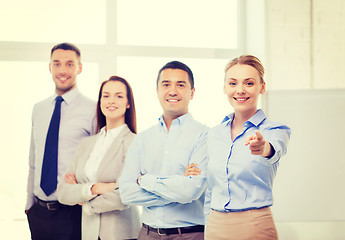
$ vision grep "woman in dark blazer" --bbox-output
[57,76,140,240]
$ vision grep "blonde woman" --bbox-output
[205,55,291,240]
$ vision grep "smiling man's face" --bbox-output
[157,68,195,121]
[49,49,82,96]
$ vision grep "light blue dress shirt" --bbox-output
[206,109,291,214]
[119,113,208,228]
[26,88,96,210]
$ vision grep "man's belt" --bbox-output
[142,223,204,236]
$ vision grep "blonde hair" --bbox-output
[224,55,265,83]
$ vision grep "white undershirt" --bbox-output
[83,124,126,197]
[84,124,126,182]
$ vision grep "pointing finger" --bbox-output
[245,135,255,146]
[255,130,263,140]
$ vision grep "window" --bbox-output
[0,0,106,44]
[117,0,238,49]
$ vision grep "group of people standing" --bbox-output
[25,42,291,240]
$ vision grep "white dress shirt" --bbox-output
[83,124,126,197]
[26,88,96,210]
[85,124,126,183]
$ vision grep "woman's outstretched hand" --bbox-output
[245,130,274,158]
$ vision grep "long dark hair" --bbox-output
[96,76,137,134]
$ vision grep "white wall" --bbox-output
[266,89,345,240]
[266,0,311,90]
[265,0,345,239]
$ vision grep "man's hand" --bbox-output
[245,130,273,158]
[184,163,201,177]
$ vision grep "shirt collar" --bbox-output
[53,88,80,105]
[248,109,266,126]
[221,109,266,127]
[158,112,192,128]
[99,124,127,139]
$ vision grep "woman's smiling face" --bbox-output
[224,64,266,115]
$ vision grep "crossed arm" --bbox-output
[58,171,128,214]
[65,162,201,201]
[119,131,208,207]
[57,141,128,214]
[63,173,116,204]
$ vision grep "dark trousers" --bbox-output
[27,202,81,240]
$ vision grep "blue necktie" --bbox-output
[40,96,64,196]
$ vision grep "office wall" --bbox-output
[266,0,345,90]
[265,0,345,239]
[265,90,345,239]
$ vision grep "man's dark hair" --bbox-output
[50,42,81,58]
[156,61,194,89]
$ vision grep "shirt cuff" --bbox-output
[139,174,158,192]
[83,183,97,200]
[263,142,280,164]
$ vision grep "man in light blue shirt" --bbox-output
[119,61,208,240]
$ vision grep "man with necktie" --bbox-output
[25,42,96,240]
